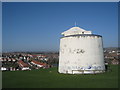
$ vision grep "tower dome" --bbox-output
[62,27,92,36]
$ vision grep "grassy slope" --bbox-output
[2,65,118,88]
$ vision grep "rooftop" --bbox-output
[62,27,92,36]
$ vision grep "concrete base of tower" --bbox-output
[58,70,105,74]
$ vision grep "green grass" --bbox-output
[2,65,118,88]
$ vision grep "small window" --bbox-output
[82,32,84,34]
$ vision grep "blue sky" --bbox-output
[2,2,118,52]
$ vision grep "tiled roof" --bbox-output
[18,60,29,67]
[31,60,46,66]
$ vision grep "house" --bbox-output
[17,60,30,70]
[111,59,119,65]
[31,60,46,68]
[1,67,7,71]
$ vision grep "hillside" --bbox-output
[2,65,118,88]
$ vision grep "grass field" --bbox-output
[2,65,118,88]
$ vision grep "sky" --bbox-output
[2,2,118,52]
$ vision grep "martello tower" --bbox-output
[58,26,105,74]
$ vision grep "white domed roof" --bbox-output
[62,26,92,36]
[68,27,86,31]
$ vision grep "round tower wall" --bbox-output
[58,35,105,74]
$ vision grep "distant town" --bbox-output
[1,51,59,71]
[0,47,119,71]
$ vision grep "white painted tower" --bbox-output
[58,26,105,74]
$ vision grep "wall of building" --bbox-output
[58,35,105,74]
